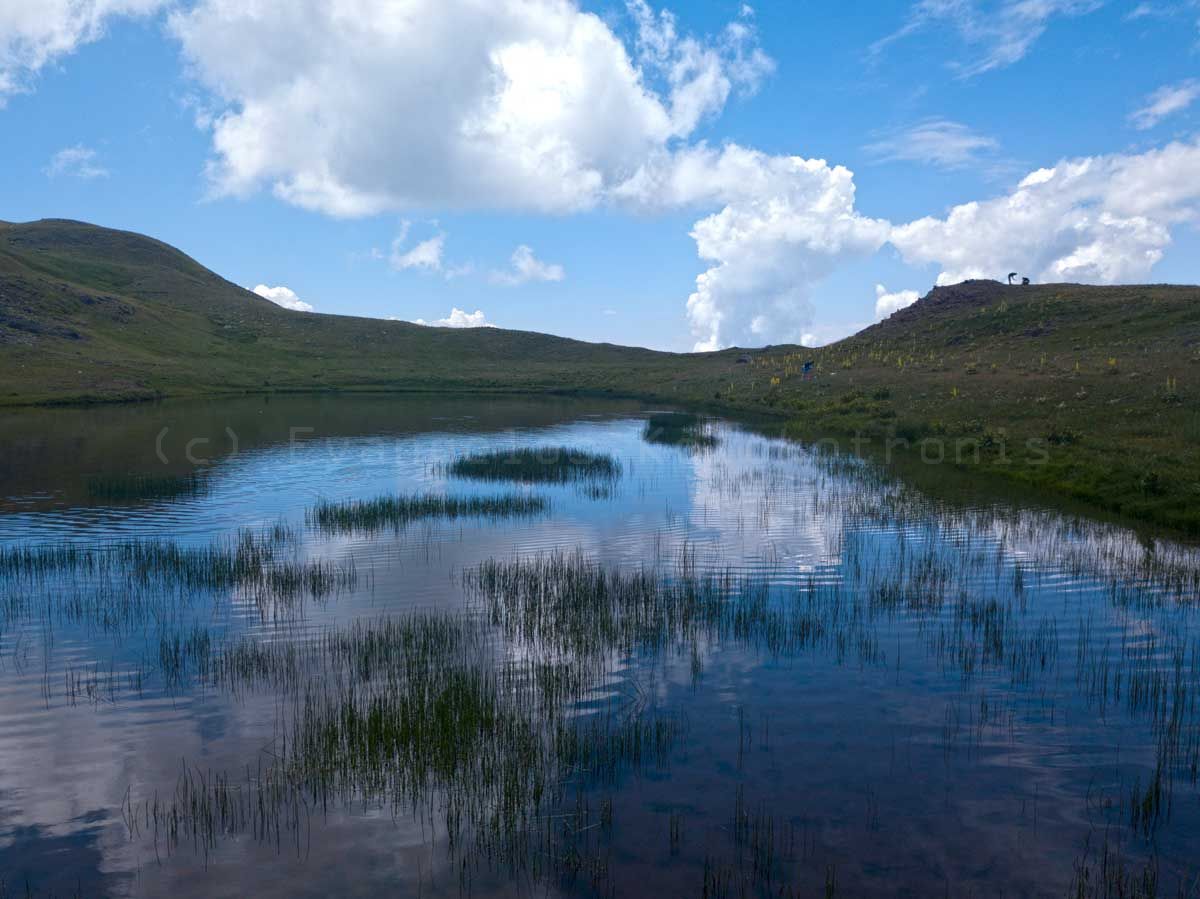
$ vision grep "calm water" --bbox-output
[0,395,1197,897]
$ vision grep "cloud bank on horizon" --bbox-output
[252,283,313,312]
[412,308,494,329]
[7,0,1200,350]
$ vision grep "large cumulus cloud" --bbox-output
[891,140,1200,286]
[169,0,769,216]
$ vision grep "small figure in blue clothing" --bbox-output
[802,360,814,381]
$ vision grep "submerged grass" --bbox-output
[14,514,1199,898]
[466,551,882,672]
[85,472,208,501]
[0,524,357,628]
[445,446,621,485]
[305,492,548,536]
[122,550,893,884]
[126,606,686,882]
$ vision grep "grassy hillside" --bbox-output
[2,219,1198,533]
[0,219,747,404]
[716,280,1200,533]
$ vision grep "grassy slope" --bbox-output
[717,280,1200,533]
[3,219,1199,533]
[0,219,747,404]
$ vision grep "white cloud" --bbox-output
[613,142,891,350]
[0,0,166,103]
[489,245,565,286]
[44,144,109,179]
[872,0,1102,77]
[1124,1,1186,20]
[251,283,314,312]
[800,319,873,346]
[413,308,494,328]
[390,234,445,273]
[864,119,999,169]
[1130,80,1200,130]
[623,145,890,350]
[626,0,773,137]
[889,140,1200,285]
[386,225,473,278]
[162,0,1200,352]
[874,284,921,319]
[169,0,769,217]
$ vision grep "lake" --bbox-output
[0,394,1197,897]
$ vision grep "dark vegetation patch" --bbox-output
[642,411,719,450]
[0,525,355,606]
[306,492,549,535]
[446,447,621,485]
[86,472,208,501]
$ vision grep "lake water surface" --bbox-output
[0,395,1197,897]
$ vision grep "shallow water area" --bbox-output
[0,394,1197,897]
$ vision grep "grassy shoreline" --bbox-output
[3,220,1197,537]
[7,377,1197,539]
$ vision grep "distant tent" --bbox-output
[736,354,752,364]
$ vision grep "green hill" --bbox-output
[0,218,749,405]
[727,279,1200,533]
[2,218,1198,533]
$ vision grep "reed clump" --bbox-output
[0,524,356,622]
[445,447,621,485]
[306,492,548,536]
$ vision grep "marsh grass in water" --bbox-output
[85,472,208,501]
[444,446,621,485]
[124,541,1197,895]
[121,551,897,887]
[9,437,1200,896]
[305,492,548,536]
[0,525,294,584]
[125,607,685,883]
[465,551,882,672]
[24,517,1200,898]
[0,524,357,629]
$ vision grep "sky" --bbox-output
[2,0,1200,352]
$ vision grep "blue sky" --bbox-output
[2,0,1199,351]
